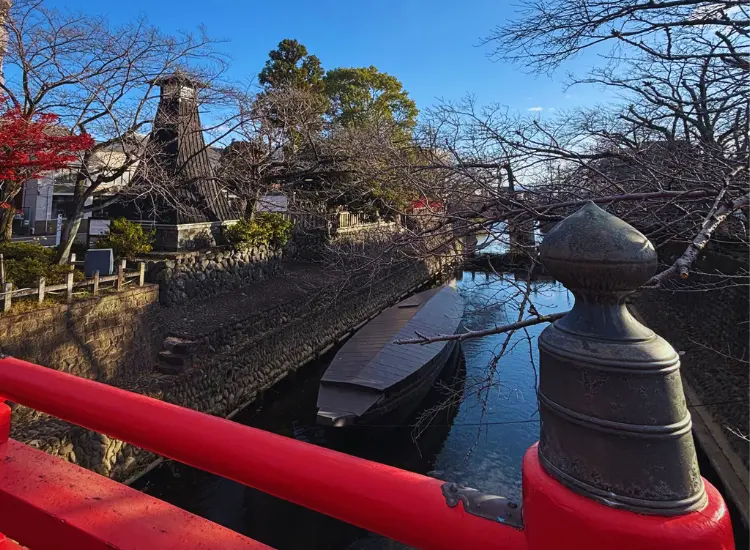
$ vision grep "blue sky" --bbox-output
[46,0,612,117]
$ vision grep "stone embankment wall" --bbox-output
[8,250,458,481]
[147,244,291,306]
[0,285,161,381]
[292,222,400,263]
[3,285,163,478]
[148,223,404,307]
[632,246,748,468]
[160,259,451,418]
[631,245,749,525]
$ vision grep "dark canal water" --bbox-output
[136,270,571,549]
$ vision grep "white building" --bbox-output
[18,143,139,236]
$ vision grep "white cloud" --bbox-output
[548,107,556,111]
[527,106,543,112]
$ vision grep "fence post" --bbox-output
[0,254,4,285]
[38,277,46,304]
[66,271,74,303]
[138,262,145,287]
[116,260,126,291]
[3,282,12,313]
[522,202,732,550]
[92,270,100,296]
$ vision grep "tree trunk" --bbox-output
[0,207,12,242]
[245,198,257,220]
[0,1,10,86]
[55,158,90,264]
[54,206,84,264]
[245,187,261,221]
[505,163,516,193]
[0,179,21,242]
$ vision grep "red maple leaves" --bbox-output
[0,98,94,183]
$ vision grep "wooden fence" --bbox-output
[1,260,146,313]
[284,211,402,234]
[284,212,328,231]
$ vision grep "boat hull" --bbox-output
[354,341,460,428]
[316,284,464,429]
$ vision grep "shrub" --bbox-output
[0,241,55,263]
[95,218,154,259]
[190,229,214,250]
[0,242,86,288]
[223,213,293,249]
[4,258,83,288]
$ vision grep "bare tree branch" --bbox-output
[395,312,567,345]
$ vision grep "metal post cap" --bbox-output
[537,202,707,515]
[540,201,657,295]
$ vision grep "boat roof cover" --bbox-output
[320,285,463,392]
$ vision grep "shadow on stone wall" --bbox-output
[146,245,291,307]
[147,224,408,307]
[2,286,164,479]
[0,285,162,381]
[632,245,749,469]
[5,220,464,482]
[7,252,460,482]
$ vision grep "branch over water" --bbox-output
[395,312,568,345]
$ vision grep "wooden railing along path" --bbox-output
[1,259,146,313]
[285,211,405,233]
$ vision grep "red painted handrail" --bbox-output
[0,356,525,550]
[0,439,270,549]
[0,532,22,549]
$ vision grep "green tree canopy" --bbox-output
[323,66,418,135]
[258,39,325,93]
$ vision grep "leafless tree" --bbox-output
[404,0,749,296]
[2,0,229,262]
[275,1,746,379]
[353,2,747,445]
[485,0,749,72]
[216,87,334,219]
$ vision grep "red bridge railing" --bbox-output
[0,355,735,550]
[0,356,523,550]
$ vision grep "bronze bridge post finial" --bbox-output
[537,201,706,515]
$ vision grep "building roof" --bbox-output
[128,75,239,224]
[152,72,206,89]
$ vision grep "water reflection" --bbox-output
[475,227,508,254]
[436,273,570,501]
[136,272,571,549]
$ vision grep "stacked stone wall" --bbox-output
[3,285,163,478]
[160,259,449,418]
[8,253,456,481]
[632,246,749,468]
[147,244,291,306]
[148,223,404,306]
[0,285,161,381]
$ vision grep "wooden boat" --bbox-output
[316,283,464,428]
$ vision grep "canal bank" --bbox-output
[7,255,460,483]
[134,271,571,549]
[133,263,748,549]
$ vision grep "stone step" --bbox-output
[154,362,187,375]
[157,350,187,367]
[162,336,198,355]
